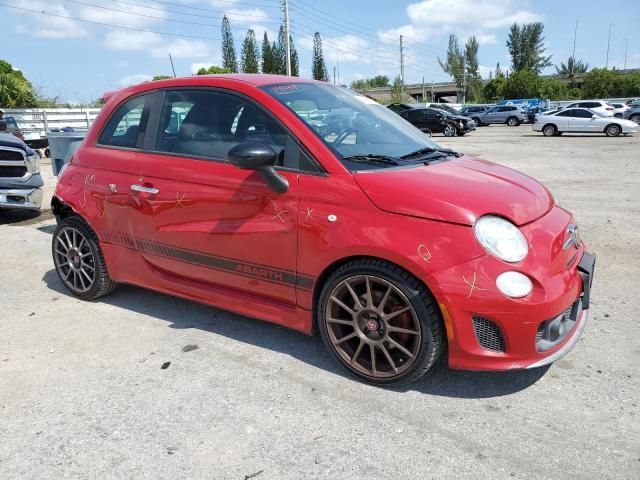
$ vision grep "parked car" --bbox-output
[532,108,637,136]
[0,125,43,211]
[564,100,614,117]
[609,103,630,118]
[427,103,460,115]
[476,105,528,126]
[387,103,420,115]
[51,75,595,385]
[624,105,640,124]
[459,106,490,126]
[400,107,475,136]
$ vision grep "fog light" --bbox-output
[496,271,532,298]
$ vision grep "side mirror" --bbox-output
[228,141,289,194]
[592,115,597,119]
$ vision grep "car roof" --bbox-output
[104,74,321,101]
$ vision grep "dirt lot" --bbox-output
[1,125,639,479]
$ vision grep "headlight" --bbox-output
[474,215,528,262]
[496,271,533,298]
[27,153,40,174]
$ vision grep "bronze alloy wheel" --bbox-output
[324,275,422,379]
[53,226,96,293]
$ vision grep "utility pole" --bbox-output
[606,22,612,69]
[571,21,578,76]
[399,35,404,100]
[333,66,336,85]
[336,50,340,86]
[431,82,434,103]
[168,52,176,78]
[283,0,291,76]
[624,38,629,70]
[422,76,425,104]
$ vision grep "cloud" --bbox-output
[477,65,494,78]
[225,8,269,25]
[210,0,238,6]
[118,74,153,86]
[298,34,397,68]
[13,1,87,38]
[379,0,540,43]
[104,31,212,59]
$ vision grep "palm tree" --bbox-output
[555,57,589,85]
[0,73,35,107]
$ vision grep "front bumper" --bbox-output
[0,187,43,210]
[425,209,595,371]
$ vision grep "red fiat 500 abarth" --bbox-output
[51,75,595,385]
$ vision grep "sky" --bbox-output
[3,0,640,103]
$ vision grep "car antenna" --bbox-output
[168,52,177,78]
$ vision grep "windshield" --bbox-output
[261,82,442,170]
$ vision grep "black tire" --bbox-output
[443,123,456,137]
[629,114,640,124]
[506,116,519,127]
[458,131,466,136]
[472,117,482,127]
[555,132,563,136]
[317,259,444,386]
[542,124,557,136]
[605,124,621,137]
[52,216,116,300]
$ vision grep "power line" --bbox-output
[104,0,282,24]
[62,0,270,29]
[1,3,221,40]
[140,0,281,14]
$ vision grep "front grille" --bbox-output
[0,165,28,178]
[536,302,579,352]
[472,316,506,352]
[0,149,24,161]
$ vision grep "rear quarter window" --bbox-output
[98,94,152,149]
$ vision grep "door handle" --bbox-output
[131,184,159,195]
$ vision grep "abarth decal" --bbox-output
[463,272,486,299]
[101,231,314,290]
[417,244,432,263]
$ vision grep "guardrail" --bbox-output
[1,108,101,136]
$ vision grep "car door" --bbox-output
[483,107,500,124]
[422,109,442,132]
[570,108,599,132]
[122,88,305,305]
[552,109,572,131]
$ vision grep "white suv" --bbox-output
[565,100,614,117]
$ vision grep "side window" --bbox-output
[98,94,151,149]
[407,110,422,122]
[574,109,593,118]
[153,89,287,164]
[557,110,575,117]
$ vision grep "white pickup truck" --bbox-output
[0,131,43,210]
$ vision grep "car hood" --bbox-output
[354,156,554,226]
[447,114,473,121]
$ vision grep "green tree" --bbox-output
[495,62,505,78]
[581,68,621,98]
[152,75,172,81]
[0,60,37,107]
[261,32,273,74]
[555,56,589,86]
[290,35,299,76]
[311,32,328,81]
[241,29,260,73]
[502,70,541,98]
[196,65,232,75]
[368,75,390,87]
[438,34,465,92]
[389,75,409,103]
[506,22,552,73]
[483,76,507,101]
[464,36,483,101]
[221,15,238,73]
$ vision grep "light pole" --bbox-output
[624,37,629,70]
[606,23,612,69]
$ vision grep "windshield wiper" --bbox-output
[400,147,460,160]
[342,154,400,166]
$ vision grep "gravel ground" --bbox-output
[1,125,639,479]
